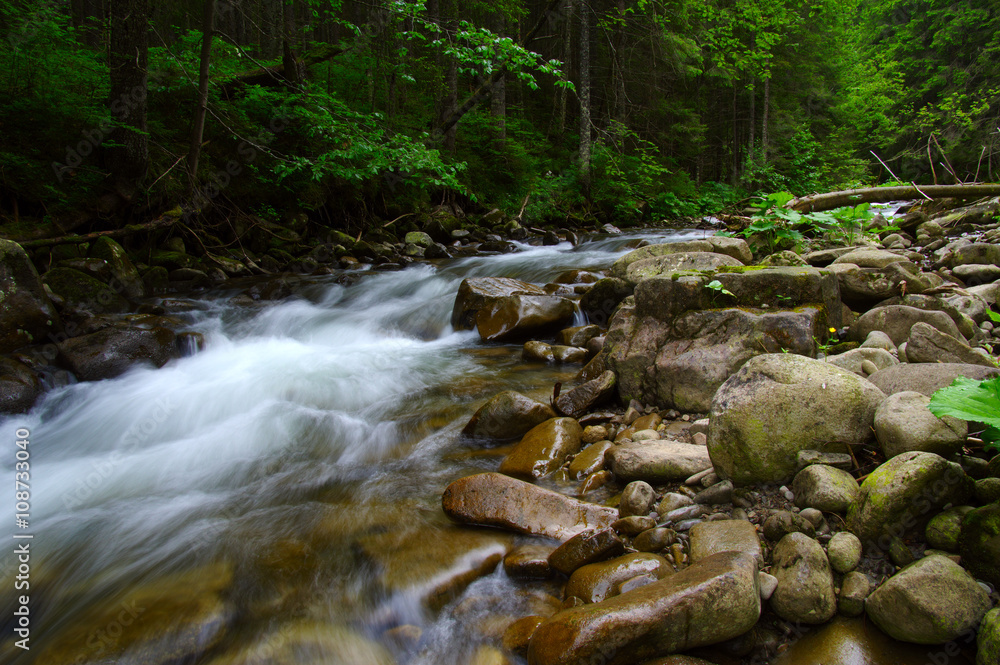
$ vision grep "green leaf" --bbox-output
[928,376,1000,430]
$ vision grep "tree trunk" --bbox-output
[491,14,507,140]
[107,0,149,201]
[281,0,301,88]
[578,0,591,194]
[612,0,626,126]
[552,0,572,141]
[788,184,1000,213]
[187,0,215,196]
[761,77,770,164]
[443,0,459,153]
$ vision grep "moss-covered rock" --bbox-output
[0,356,41,413]
[43,267,129,315]
[89,237,144,298]
[57,324,178,381]
[959,501,1000,589]
[0,239,62,352]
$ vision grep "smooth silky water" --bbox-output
[0,229,708,665]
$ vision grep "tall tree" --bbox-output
[578,0,591,194]
[106,0,149,201]
[187,0,216,196]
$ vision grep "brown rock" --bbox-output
[462,391,557,441]
[548,527,625,575]
[499,418,583,480]
[504,544,555,579]
[555,370,617,418]
[565,553,671,603]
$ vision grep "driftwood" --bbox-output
[787,184,1000,213]
[15,213,184,249]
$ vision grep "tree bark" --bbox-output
[107,0,149,201]
[17,213,185,249]
[442,0,459,153]
[281,0,302,88]
[761,77,770,164]
[578,0,591,194]
[187,0,216,196]
[491,14,507,140]
[788,184,1000,213]
[552,0,572,140]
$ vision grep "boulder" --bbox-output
[873,391,967,459]
[43,266,130,315]
[442,472,617,541]
[619,481,656,518]
[865,555,992,644]
[624,252,744,286]
[555,371,616,418]
[762,510,816,542]
[706,236,753,264]
[633,527,677,552]
[499,417,583,480]
[206,622,393,665]
[882,293,979,339]
[838,573,870,617]
[568,441,613,479]
[557,325,602,347]
[845,452,974,549]
[461,391,557,441]
[0,239,62,352]
[452,277,575,341]
[826,531,863,574]
[607,441,712,483]
[57,324,178,381]
[526,551,760,665]
[609,241,715,280]
[824,347,897,375]
[849,305,963,345]
[89,237,144,299]
[0,356,41,413]
[504,544,555,579]
[925,506,973,552]
[832,249,915,269]
[523,340,556,363]
[906,321,995,366]
[707,354,886,485]
[939,242,1000,268]
[759,250,809,267]
[867,362,999,397]
[548,527,625,576]
[958,502,1000,589]
[688,519,763,567]
[979,608,1000,665]
[770,532,837,625]
[564,553,671,603]
[579,278,633,327]
[792,465,860,513]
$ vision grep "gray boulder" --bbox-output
[792,465,860,513]
[770,532,837,625]
[607,441,713,483]
[462,391,557,441]
[849,305,963,345]
[57,324,177,381]
[865,554,992,644]
[980,608,1000,665]
[906,321,995,366]
[867,363,999,397]
[873,390,967,459]
[707,354,885,485]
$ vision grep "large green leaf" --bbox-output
[928,376,1000,429]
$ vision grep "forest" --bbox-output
[1,0,998,238]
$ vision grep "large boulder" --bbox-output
[938,242,1000,269]
[845,452,974,550]
[980,608,1000,665]
[43,266,130,315]
[873,390,967,459]
[688,519,763,567]
[526,551,760,665]
[959,502,1000,589]
[849,305,963,345]
[0,239,62,352]
[791,464,860,513]
[867,363,999,397]
[57,324,178,381]
[442,472,617,541]
[609,241,714,280]
[865,555,992,644]
[0,356,41,413]
[579,278,633,327]
[770,532,837,625]
[554,371,616,418]
[461,391,557,441]
[623,252,744,286]
[89,236,144,299]
[707,354,886,485]
[451,277,575,341]
[499,417,583,480]
[607,441,713,483]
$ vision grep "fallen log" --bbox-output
[787,184,1000,213]
[14,212,185,249]
[220,43,347,94]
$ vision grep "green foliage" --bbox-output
[929,376,1000,454]
[704,279,734,304]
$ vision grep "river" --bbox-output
[1,228,709,665]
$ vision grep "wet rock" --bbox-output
[552,345,588,363]
[619,481,656,518]
[770,532,837,625]
[824,347,898,375]
[0,356,41,413]
[452,277,574,341]
[633,527,677,552]
[568,441,613,479]
[846,452,973,549]
[503,616,546,657]
[907,321,995,366]
[867,362,999,397]
[57,324,177,381]
[979,608,1000,665]
[827,531,863,574]
[462,390,557,441]
[849,305,963,345]
[611,515,657,536]
[607,441,712,483]
[617,413,663,439]
[623,252,745,285]
[656,492,694,516]
[772,616,940,665]
[792,465,860,513]
[206,621,393,665]
[874,390,967,459]
[925,506,973,552]
[504,544,555,579]
[608,241,715,280]
[693,479,733,505]
[708,354,885,485]
[558,325,602,347]
[523,340,556,363]
[548,527,625,576]
[689,519,762,567]
[959,502,1000,589]
[555,370,616,418]
[582,425,608,444]
[866,554,991,644]
[838,571,870,617]
[442,472,617,541]
[579,277,633,327]
[762,510,816,542]
[526,551,760,665]
[0,240,62,353]
[565,552,671,603]
[499,417,583,480]
[44,266,131,315]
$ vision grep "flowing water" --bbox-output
[0,228,710,665]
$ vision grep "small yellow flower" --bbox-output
[829,328,837,334]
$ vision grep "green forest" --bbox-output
[1,0,998,238]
